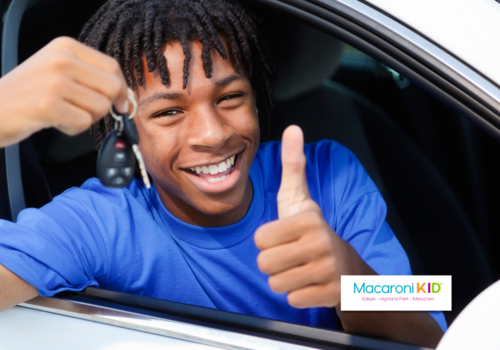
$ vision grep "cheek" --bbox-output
[135,119,180,178]
[226,107,260,140]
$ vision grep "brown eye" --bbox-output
[153,109,182,118]
[218,94,243,103]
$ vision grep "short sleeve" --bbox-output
[0,188,109,297]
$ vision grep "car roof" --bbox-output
[366,0,500,86]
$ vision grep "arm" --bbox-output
[335,242,443,347]
[254,126,444,347]
[0,263,38,313]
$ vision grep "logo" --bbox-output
[341,276,451,311]
[353,282,442,294]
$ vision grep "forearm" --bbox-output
[0,264,38,312]
[337,309,443,347]
[337,245,443,347]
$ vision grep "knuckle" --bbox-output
[268,276,284,293]
[50,36,76,49]
[106,57,122,76]
[307,210,324,227]
[37,95,57,116]
[109,76,122,95]
[93,98,112,118]
[45,76,66,93]
[296,211,323,231]
[46,53,73,71]
[256,253,270,274]
[305,237,329,259]
[319,257,336,280]
[287,293,305,309]
[325,282,340,306]
[316,233,333,253]
[253,226,268,250]
[73,112,93,131]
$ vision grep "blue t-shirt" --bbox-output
[0,140,446,332]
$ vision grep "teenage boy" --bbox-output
[0,0,446,346]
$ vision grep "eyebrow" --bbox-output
[138,92,183,108]
[214,73,245,88]
[138,73,246,108]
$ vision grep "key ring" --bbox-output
[110,89,137,132]
[109,88,137,121]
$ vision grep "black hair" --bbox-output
[78,0,276,148]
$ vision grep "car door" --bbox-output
[1,0,499,349]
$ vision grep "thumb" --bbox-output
[278,125,311,219]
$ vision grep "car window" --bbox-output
[3,0,500,348]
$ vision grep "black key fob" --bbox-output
[122,114,139,145]
[97,130,136,187]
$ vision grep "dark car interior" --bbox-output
[8,0,500,332]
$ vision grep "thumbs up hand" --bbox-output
[254,126,373,309]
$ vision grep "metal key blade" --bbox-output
[132,144,151,189]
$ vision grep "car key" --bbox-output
[97,91,151,189]
[97,129,137,187]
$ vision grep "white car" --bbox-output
[1,0,499,349]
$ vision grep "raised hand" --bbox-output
[254,125,372,308]
[0,37,129,148]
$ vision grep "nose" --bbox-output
[187,107,234,149]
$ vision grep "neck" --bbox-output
[155,179,254,227]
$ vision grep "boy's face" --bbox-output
[134,40,259,227]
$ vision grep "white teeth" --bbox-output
[219,161,227,172]
[191,155,236,177]
[207,175,229,183]
[209,165,218,175]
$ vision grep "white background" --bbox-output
[341,275,452,311]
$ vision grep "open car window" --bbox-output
[1,0,500,349]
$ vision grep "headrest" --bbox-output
[272,21,344,102]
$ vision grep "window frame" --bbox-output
[19,287,432,350]
[1,0,498,347]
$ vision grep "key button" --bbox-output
[114,152,127,163]
[112,177,126,186]
[115,141,126,150]
[121,167,133,177]
[106,167,119,178]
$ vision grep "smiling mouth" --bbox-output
[186,153,239,183]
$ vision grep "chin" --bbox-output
[193,195,246,218]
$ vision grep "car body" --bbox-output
[1,0,500,349]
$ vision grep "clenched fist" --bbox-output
[254,125,374,309]
[0,37,129,148]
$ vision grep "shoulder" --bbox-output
[59,177,150,206]
[255,140,378,207]
[23,177,153,224]
[256,139,355,164]
[256,139,371,187]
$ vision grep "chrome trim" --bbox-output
[312,0,500,115]
[19,297,320,350]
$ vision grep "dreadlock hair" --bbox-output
[78,0,276,149]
